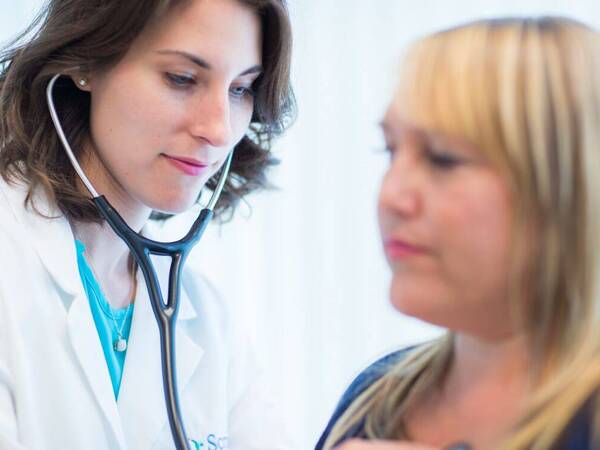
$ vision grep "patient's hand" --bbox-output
[334,439,441,450]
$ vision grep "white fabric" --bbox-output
[0,177,294,450]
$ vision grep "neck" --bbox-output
[404,332,533,448]
[448,331,530,387]
[443,331,532,406]
[73,219,139,309]
[73,219,130,272]
[69,141,150,308]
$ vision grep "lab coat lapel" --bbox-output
[1,179,129,447]
[118,265,204,449]
[0,180,82,299]
[68,293,128,449]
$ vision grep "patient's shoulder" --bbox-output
[315,346,416,449]
[341,347,411,405]
[316,347,599,450]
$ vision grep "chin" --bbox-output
[390,293,427,319]
[145,193,200,215]
[391,298,452,329]
[389,281,448,325]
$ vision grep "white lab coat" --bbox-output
[0,178,292,450]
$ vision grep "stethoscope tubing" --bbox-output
[47,73,232,450]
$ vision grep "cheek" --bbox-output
[433,177,514,316]
[230,102,253,143]
[442,187,511,274]
[390,174,515,329]
[90,69,179,162]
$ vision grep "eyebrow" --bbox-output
[156,49,263,76]
[380,119,428,137]
[379,120,406,136]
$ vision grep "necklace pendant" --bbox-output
[114,338,127,352]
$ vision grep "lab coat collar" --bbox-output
[0,178,81,297]
[0,178,198,319]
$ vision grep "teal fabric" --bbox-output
[74,240,134,400]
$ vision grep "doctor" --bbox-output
[0,0,295,449]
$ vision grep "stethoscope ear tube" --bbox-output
[48,73,230,450]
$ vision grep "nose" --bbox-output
[188,87,233,148]
[378,147,423,219]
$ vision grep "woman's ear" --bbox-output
[71,74,92,92]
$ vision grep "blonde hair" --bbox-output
[325,17,600,450]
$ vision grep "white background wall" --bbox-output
[2,1,600,448]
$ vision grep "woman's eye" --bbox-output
[165,73,195,88]
[427,150,461,169]
[230,85,255,99]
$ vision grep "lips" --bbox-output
[163,154,210,176]
[383,238,428,260]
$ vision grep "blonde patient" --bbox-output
[317,17,600,450]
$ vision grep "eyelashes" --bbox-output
[426,151,462,169]
[229,85,255,99]
[379,144,463,170]
[165,72,195,87]
[164,72,255,100]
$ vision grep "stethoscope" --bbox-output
[46,73,231,450]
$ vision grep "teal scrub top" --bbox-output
[75,240,134,400]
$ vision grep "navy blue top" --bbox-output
[315,348,593,449]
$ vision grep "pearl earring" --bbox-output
[78,78,88,87]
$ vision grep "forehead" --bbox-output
[381,96,405,132]
[381,95,430,141]
[128,0,262,69]
[382,94,484,157]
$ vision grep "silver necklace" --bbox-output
[108,301,132,353]
[85,252,137,353]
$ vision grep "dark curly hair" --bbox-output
[0,0,295,222]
